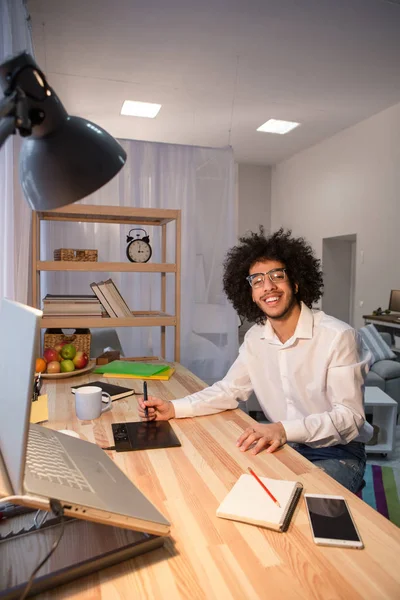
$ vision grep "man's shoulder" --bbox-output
[314,310,355,336]
[243,321,265,341]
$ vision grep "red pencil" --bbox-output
[247,467,281,508]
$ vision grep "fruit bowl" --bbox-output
[39,360,96,380]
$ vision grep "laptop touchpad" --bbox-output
[79,458,118,485]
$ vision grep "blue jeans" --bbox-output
[290,442,366,493]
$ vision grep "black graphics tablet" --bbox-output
[112,421,181,452]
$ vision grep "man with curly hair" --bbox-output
[138,228,372,492]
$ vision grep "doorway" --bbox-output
[322,234,356,326]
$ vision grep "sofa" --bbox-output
[364,331,400,411]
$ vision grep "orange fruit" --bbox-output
[35,357,47,373]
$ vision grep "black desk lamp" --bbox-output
[0,51,127,211]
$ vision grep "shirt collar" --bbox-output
[261,302,314,343]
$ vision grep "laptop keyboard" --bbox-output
[27,427,93,493]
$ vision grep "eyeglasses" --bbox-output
[246,268,287,289]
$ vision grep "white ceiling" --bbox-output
[27,0,400,165]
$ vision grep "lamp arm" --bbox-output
[0,88,32,150]
[0,116,16,149]
[0,89,18,118]
[0,90,17,149]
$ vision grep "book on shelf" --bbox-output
[216,474,303,532]
[42,294,104,317]
[43,303,103,313]
[91,279,132,318]
[44,294,98,300]
[104,279,132,318]
[90,282,118,318]
[71,381,134,401]
[96,280,127,318]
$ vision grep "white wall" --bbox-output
[271,101,400,329]
[238,164,271,236]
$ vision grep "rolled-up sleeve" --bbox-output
[281,330,372,446]
[172,347,253,418]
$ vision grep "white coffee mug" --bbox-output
[75,386,112,420]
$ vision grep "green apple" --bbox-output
[60,359,75,373]
[61,344,77,360]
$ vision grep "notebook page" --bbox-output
[217,474,297,526]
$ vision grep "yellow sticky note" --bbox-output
[30,394,49,424]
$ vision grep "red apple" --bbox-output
[43,347,61,363]
[54,341,68,354]
[73,351,89,369]
[46,360,61,374]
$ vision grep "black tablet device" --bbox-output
[112,421,181,452]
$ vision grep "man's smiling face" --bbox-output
[248,259,298,321]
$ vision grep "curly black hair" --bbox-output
[222,227,323,325]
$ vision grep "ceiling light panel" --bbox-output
[121,100,161,118]
[257,119,300,134]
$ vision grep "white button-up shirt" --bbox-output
[172,303,373,447]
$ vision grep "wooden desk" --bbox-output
[2,362,400,599]
[363,313,400,331]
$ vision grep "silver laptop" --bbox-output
[0,298,170,537]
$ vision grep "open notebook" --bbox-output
[216,474,303,532]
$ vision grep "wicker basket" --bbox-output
[54,249,98,262]
[44,328,91,356]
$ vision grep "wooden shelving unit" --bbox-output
[32,205,181,361]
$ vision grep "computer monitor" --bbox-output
[389,290,400,313]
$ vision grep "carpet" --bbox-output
[356,464,400,527]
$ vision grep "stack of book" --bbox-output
[42,294,105,318]
[90,279,132,318]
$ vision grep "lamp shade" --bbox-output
[19,116,127,211]
[0,52,126,211]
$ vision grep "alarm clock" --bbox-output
[126,228,152,263]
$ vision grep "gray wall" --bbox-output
[322,236,355,325]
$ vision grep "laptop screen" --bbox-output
[389,290,400,313]
[0,299,42,494]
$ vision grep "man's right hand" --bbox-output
[137,395,175,421]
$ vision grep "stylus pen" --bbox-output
[143,381,149,419]
[248,467,281,508]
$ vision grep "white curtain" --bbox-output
[0,0,33,303]
[42,140,239,383]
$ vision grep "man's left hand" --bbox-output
[236,422,287,455]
